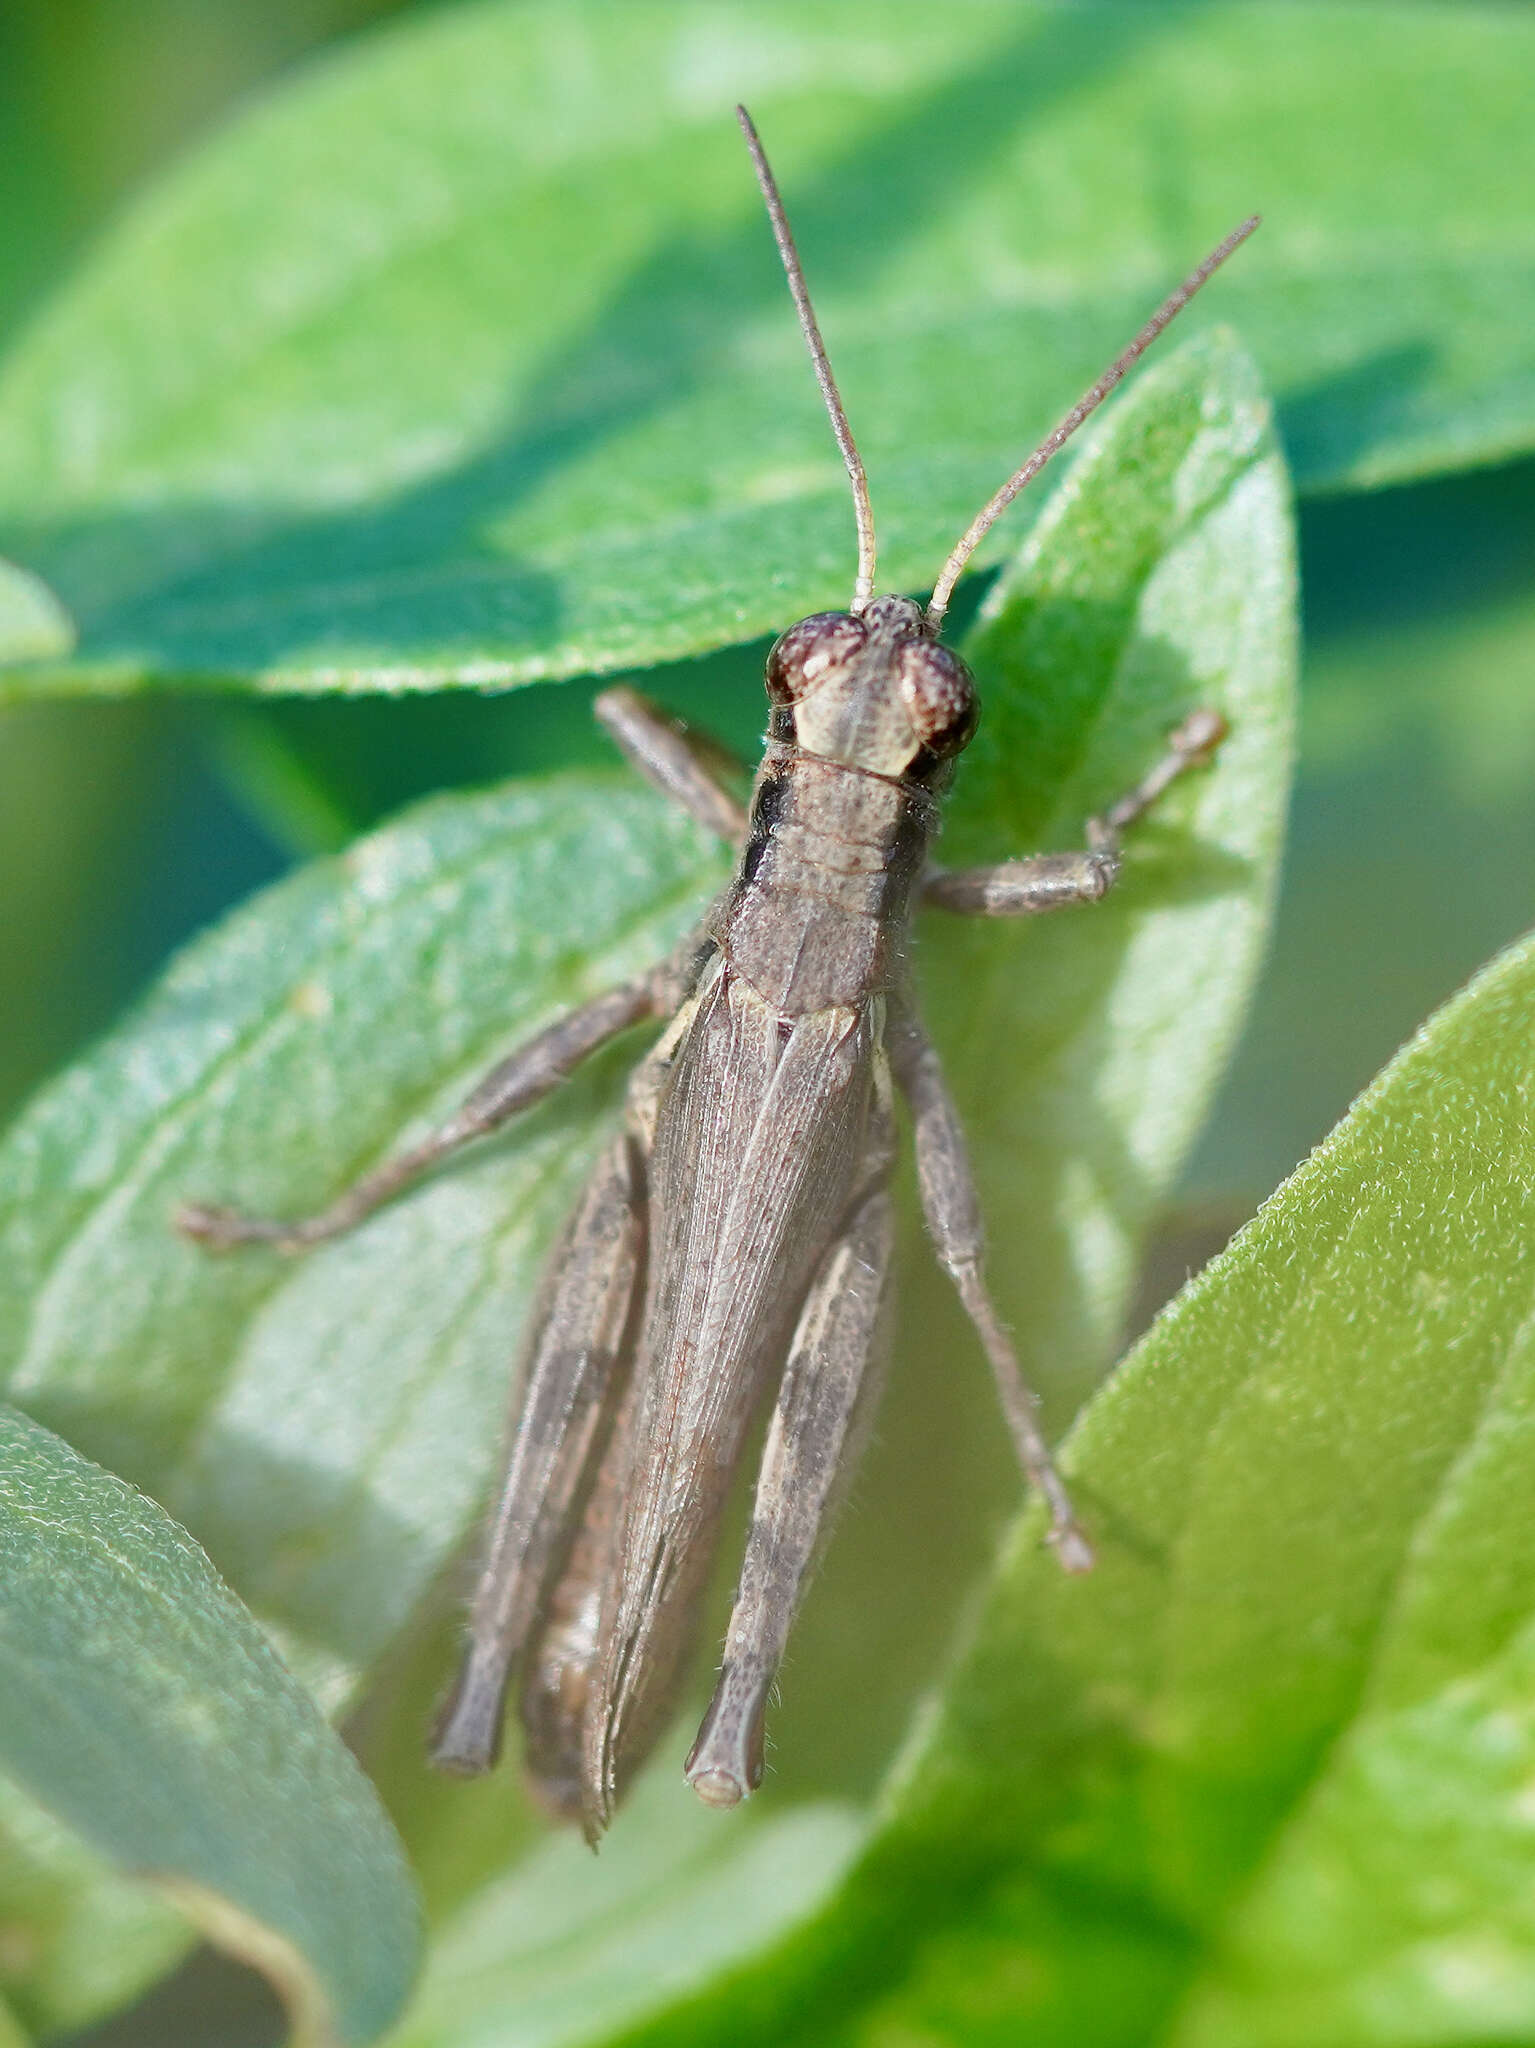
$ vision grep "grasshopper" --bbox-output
[179,108,1255,1840]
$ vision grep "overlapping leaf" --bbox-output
[0,0,1521,696]
[0,1776,189,2039]
[0,331,1293,2035]
[628,941,1535,2048]
[389,1775,863,2048]
[0,775,731,2031]
[0,1406,419,2046]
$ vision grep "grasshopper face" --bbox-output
[766,594,979,785]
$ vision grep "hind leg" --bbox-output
[685,1179,895,1808]
[432,1128,647,1776]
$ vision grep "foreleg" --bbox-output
[594,686,748,843]
[922,707,1224,917]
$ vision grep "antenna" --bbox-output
[925,214,1261,632]
[737,105,877,611]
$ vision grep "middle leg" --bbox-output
[178,974,662,1251]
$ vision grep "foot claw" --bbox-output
[1051,1522,1096,1574]
[1172,707,1228,763]
[688,1766,746,1809]
[174,1202,299,1253]
[174,1202,240,1249]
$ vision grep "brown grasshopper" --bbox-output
[179,108,1255,1840]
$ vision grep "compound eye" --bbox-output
[765,612,866,706]
[899,640,977,757]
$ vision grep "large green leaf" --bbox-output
[0,1405,419,2047]
[0,776,727,1699]
[627,935,1535,2046]
[389,1774,863,2048]
[930,326,1292,1420]
[1194,506,1535,1206]
[0,331,1292,2028]
[0,0,1515,697]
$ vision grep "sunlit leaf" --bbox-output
[0,560,71,667]
[642,930,1535,2046]
[390,1775,862,2048]
[0,330,1293,2032]
[0,0,1515,696]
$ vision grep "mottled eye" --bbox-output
[764,611,867,705]
[899,640,978,757]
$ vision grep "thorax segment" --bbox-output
[710,745,937,1013]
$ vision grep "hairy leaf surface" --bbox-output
[0,0,1513,696]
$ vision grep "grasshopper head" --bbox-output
[741,104,1256,794]
[764,594,978,783]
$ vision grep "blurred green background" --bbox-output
[2,4,1533,2043]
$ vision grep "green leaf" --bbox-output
[0,0,1515,697]
[640,936,1535,2047]
[0,775,729,1698]
[0,560,71,668]
[389,1774,864,2048]
[0,1776,190,2038]
[0,331,1293,2027]
[928,326,1293,1420]
[1196,495,1535,1205]
[0,1406,419,2046]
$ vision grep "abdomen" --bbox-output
[582,953,878,1818]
